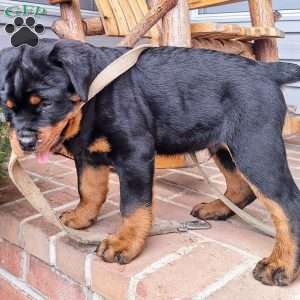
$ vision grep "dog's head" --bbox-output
[0,39,93,162]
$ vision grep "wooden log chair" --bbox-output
[48,0,294,168]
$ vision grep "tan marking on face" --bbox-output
[29,95,41,105]
[60,165,110,229]
[6,99,15,109]
[89,138,111,153]
[37,103,83,154]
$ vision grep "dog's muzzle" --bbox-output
[18,130,37,152]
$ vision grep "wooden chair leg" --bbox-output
[248,0,278,62]
[248,0,300,135]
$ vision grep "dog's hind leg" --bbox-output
[191,146,256,220]
[60,160,109,229]
[230,128,300,286]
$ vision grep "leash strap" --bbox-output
[188,153,275,237]
[8,45,275,244]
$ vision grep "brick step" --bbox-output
[0,138,300,299]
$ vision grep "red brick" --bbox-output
[209,267,300,300]
[20,158,70,178]
[91,233,203,300]
[0,182,23,205]
[155,177,185,199]
[155,169,173,178]
[0,201,38,245]
[51,172,78,187]
[27,256,86,300]
[22,218,61,263]
[34,179,60,193]
[56,236,95,284]
[159,173,226,197]
[0,277,33,300]
[193,220,274,259]
[171,189,216,209]
[154,199,195,222]
[55,201,116,283]
[136,242,244,299]
[45,187,79,208]
[0,240,23,277]
[47,153,69,163]
[0,177,11,190]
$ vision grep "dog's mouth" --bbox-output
[35,136,64,164]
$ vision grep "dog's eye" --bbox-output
[40,102,52,110]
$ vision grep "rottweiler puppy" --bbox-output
[1,39,300,286]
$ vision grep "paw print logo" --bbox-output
[5,16,45,47]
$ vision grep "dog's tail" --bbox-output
[267,62,300,85]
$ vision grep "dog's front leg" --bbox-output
[97,142,154,264]
[60,158,110,229]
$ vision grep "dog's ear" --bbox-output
[49,40,93,102]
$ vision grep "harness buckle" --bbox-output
[177,220,211,232]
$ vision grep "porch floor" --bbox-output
[1,135,300,299]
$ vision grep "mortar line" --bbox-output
[0,266,47,300]
[191,258,257,300]
[127,237,207,300]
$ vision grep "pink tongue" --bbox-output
[36,152,50,164]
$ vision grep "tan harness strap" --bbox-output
[8,45,275,244]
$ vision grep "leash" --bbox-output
[8,44,275,245]
[188,153,275,237]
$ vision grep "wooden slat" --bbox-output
[188,0,245,9]
[155,155,187,169]
[191,22,284,40]
[137,0,159,38]
[109,0,130,35]
[118,1,138,31]
[283,113,300,136]
[95,0,119,35]
[128,0,145,22]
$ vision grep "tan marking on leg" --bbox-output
[60,165,110,229]
[97,207,152,264]
[242,176,298,286]
[29,95,41,105]
[192,148,254,220]
[5,99,15,109]
[88,138,111,153]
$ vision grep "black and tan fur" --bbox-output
[1,39,300,286]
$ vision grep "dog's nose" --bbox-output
[18,131,37,151]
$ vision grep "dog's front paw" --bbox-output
[60,206,98,229]
[253,258,295,286]
[96,234,145,264]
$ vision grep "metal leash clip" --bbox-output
[177,219,211,232]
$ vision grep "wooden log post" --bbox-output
[154,0,191,168]
[248,0,278,62]
[50,0,86,42]
[162,0,191,47]
[248,1,300,135]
